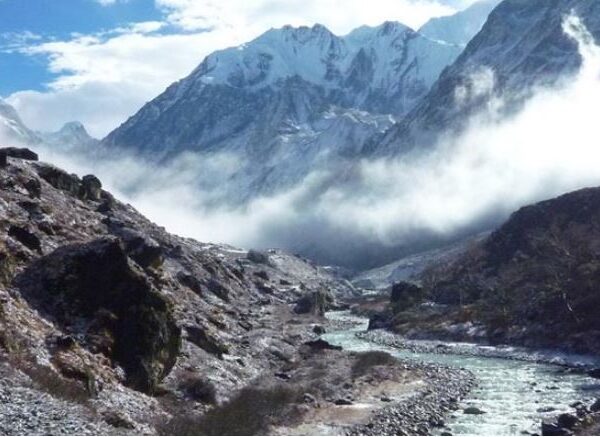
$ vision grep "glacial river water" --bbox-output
[323,312,600,436]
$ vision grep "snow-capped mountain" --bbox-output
[103,21,461,152]
[102,21,469,201]
[38,121,99,150]
[0,98,40,145]
[1,98,98,152]
[372,0,600,155]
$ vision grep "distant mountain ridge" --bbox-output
[101,3,502,204]
[1,98,98,150]
[0,98,40,145]
[102,20,463,155]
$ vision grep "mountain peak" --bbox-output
[378,21,412,36]
[59,121,88,135]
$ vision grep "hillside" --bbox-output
[374,187,600,355]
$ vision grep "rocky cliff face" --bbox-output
[0,147,355,433]
[386,187,600,354]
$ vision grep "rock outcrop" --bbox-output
[16,238,181,394]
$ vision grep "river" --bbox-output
[323,311,600,436]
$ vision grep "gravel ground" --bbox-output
[0,361,116,436]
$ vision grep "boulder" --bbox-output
[312,325,326,335]
[112,228,164,270]
[334,399,353,406]
[0,147,39,161]
[205,278,230,302]
[24,178,42,199]
[294,289,332,316]
[303,339,342,351]
[80,175,102,201]
[185,325,229,358]
[97,193,116,213]
[303,393,317,404]
[368,314,389,331]
[591,399,600,413]
[557,413,579,429]
[542,421,573,436]
[247,249,272,265]
[463,407,486,415]
[8,226,41,253]
[15,238,181,394]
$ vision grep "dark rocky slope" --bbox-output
[0,147,358,433]
[375,187,600,355]
[0,147,474,436]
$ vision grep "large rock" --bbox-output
[8,225,41,253]
[185,325,229,358]
[111,227,164,270]
[0,147,39,161]
[542,421,573,436]
[15,237,181,394]
[294,289,332,316]
[367,314,389,331]
[80,175,103,201]
[247,249,272,265]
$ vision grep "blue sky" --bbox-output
[0,0,161,94]
[1,0,476,137]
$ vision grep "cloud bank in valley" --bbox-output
[29,14,600,269]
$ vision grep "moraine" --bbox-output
[324,311,600,436]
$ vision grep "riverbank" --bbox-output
[359,330,600,370]
[322,312,600,435]
[347,362,475,436]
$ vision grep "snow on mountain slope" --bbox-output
[103,22,461,153]
[0,99,98,153]
[419,0,502,46]
[372,0,600,156]
[187,21,459,114]
[0,98,40,145]
[38,121,99,150]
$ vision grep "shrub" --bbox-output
[179,375,217,404]
[351,351,397,379]
[158,385,300,436]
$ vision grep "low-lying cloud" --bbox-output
[31,14,600,270]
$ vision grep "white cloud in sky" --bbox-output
[6,0,469,137]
